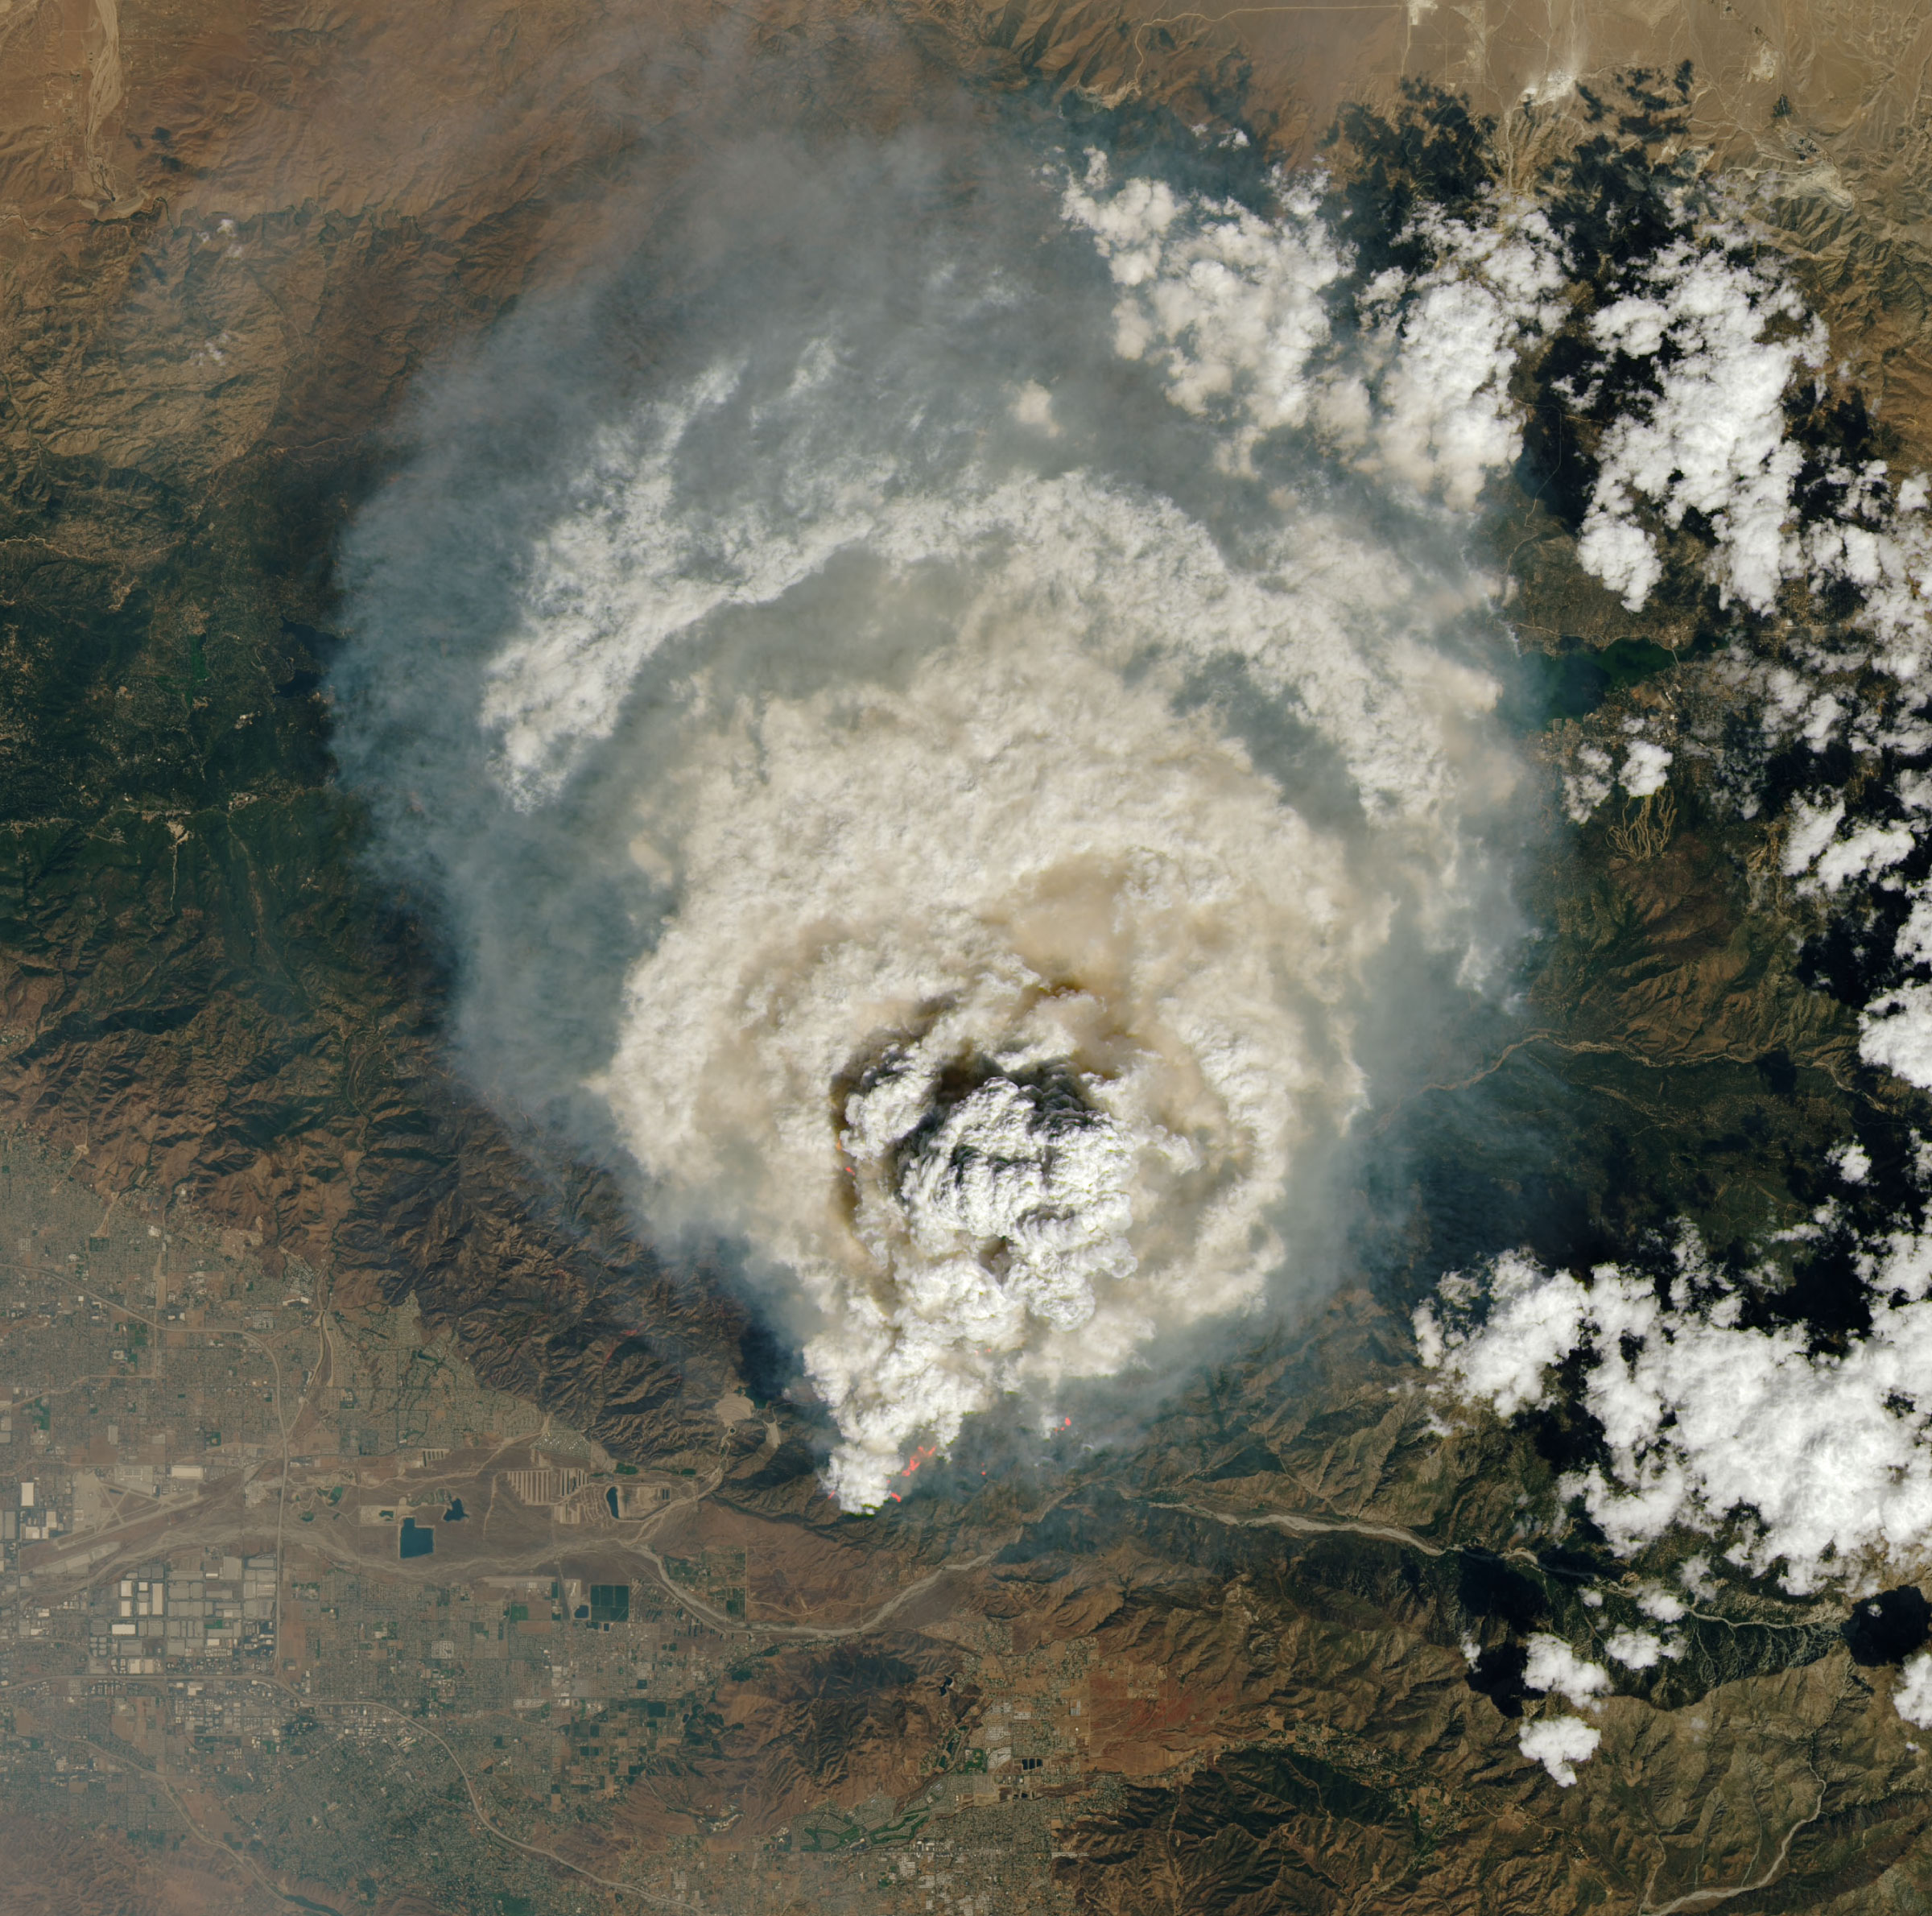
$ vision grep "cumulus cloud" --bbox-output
[1562,742,1614,823]
[1059,160,1348,452]
[1604,1627,1666,1669]
[1776,796,1913,896]
[1418,1227,1932,1594]
[1779,796,1847,877]
[1522,1633,1610,1705]
[1898,1653,1932,1728]
[1803,473,1932,675]
[1518,1715,1600,1787]
[1863,985,1932,1091]
[1617,740,1672,798]
[1732,458,1932,1094]
[1357,206,1566,510]
[1707,492,1932,1103]
[1061,155,1565,506]
[1571,236,1827,614]
[1543,186,1932,725]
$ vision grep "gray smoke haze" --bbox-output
[332,89,1549,1506]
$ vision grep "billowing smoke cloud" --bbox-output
[335,110,1538,1507]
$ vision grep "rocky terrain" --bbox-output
[7,2,1932,1914]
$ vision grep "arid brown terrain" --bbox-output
[7,2,1932,1914]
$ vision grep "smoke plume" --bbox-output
[336,102,1538,1506]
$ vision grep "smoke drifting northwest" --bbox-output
[336,103,1540,1507]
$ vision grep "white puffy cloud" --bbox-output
[1618,740,1672,798]
[1572,237,1827,614]
[1061,155,1564,506]
[1059,160,1348,453]
[1604,1627,1667,1669]
[1356,206,1567,509]
[1418,1232,1932,1594]
[1576,510,1662,611]
[1780,797,1847,877]
[1523,1633,1611,1704]
[1412,1253,1584,1417]
[1518,1714,1601,1786]
[1831,1142,1872,1185]
[1815,823,1916,893]
[1861,985,1932,1091]
[1805,478,1932,678]
[1897,1652,1932,1728]
[1714,429,1932,1108]
[1772,794,1918,899]
[1562,742,1613,823]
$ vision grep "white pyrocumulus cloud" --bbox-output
[593,523,1395,1505]
[530,435,1521,1505]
